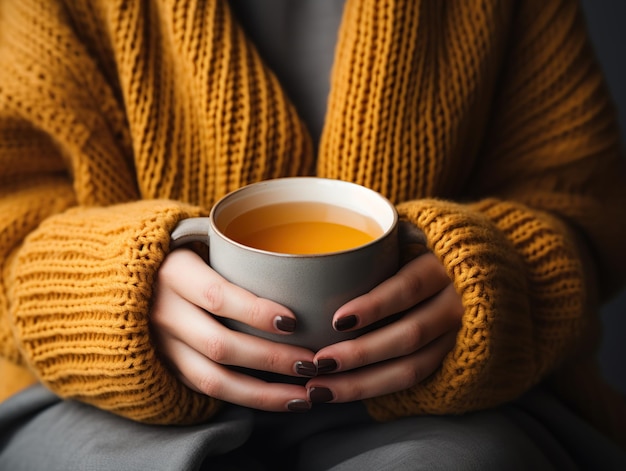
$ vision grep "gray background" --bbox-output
[581,0,626,394]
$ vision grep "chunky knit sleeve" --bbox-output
[366,199,591,419]
[7,200,223,424]
[363,0,626,420]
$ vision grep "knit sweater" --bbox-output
[1,0,626,445]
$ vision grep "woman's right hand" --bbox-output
[150,248,315,412]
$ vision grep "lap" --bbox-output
[1,385,624,471]
[234,399,568,470]
[0,386,252,471]
[295,410,564,470]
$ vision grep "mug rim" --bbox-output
[209,177,398,258]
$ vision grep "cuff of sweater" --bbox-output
[365,198,584,420]
[9,199,219,424]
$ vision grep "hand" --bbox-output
[151,248,315,412]
[305,252,463,404]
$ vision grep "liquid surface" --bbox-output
[223,202,381,254]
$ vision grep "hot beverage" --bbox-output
[223,202,381,254]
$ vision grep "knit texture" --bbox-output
[1,0,625,441]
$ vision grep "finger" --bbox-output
[160,248,296,334]
[307,330,458,404]
[316,283,463,372]
[165,336,311,412]
[333,253,451,331]
[152,284,315,377]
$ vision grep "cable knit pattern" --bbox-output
[1,0,625,440]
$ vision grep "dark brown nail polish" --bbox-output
[316,358,338,374]
[309,387,334,404]
[275,316,296,333]
[294,360,317,377]
[334,315,358,331]
[287,399,311,412]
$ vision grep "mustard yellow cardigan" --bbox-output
[1,0,625,444]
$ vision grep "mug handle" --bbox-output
[170,217,212,249]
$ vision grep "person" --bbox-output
[0,0,625,469]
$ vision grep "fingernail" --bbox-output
[287,399,311,412]
[294,360,317,377]
[316,358,338,374]
[334,315,358,331]
[309,387,334,404]
[274,315,296,333]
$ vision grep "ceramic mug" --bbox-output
[169,177,399,352]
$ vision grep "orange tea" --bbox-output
[223,202,382,254]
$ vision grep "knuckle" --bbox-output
[345,381,367,401]
[245,297,266,327]
[401,271,424,297]
[394,368,421,392]
[204,335,229,364]
[365,292,387,320]
[349,341,370,369]
[402,319,424,353]
[388,359,424,392]
[261,349,283,372]
[203,282,225,313]
[159,249,189,280]
[157,257,176,282]
[404,363,425,388]
[249,389,274,411]
[196,373,224,398]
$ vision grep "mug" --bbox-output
[170,177,399,352]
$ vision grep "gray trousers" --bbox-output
[0,385,624,470]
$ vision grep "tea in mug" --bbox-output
[223,202,382,254]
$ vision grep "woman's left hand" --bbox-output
[306,252,463,404]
